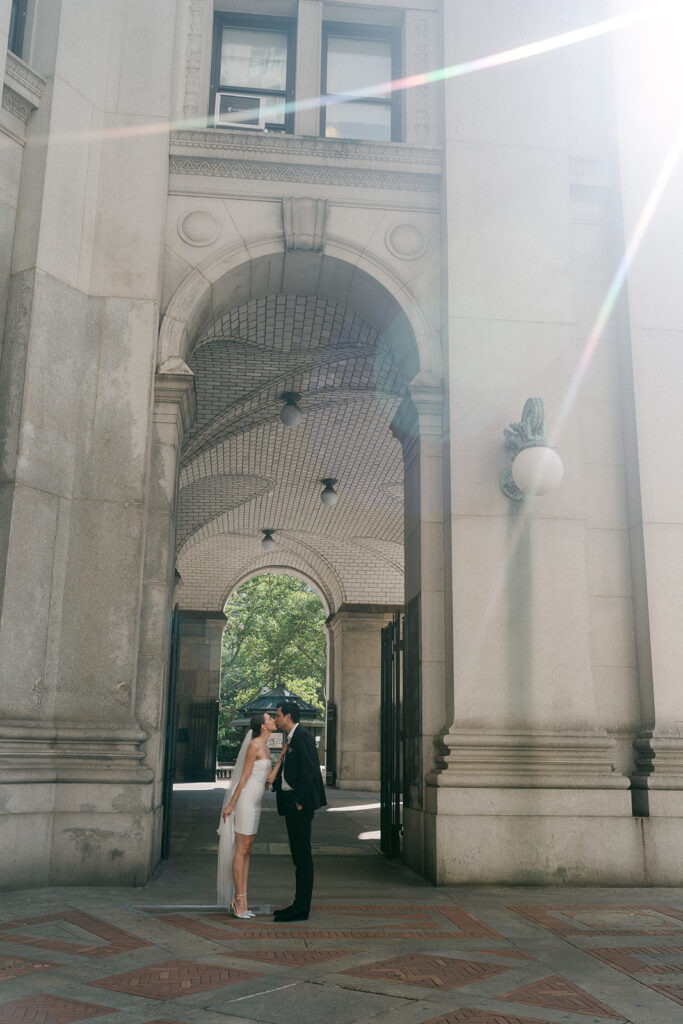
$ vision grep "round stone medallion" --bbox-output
[178,209,221,247]
[385,222,426,260]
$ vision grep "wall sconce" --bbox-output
[261,529,276,551]
[279,391,303,427]
[501,398,564,501]
[320,478,338,506]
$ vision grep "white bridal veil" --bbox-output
[216,730,252,906]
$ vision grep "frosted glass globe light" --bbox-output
[511,445,564,496]
[261,530,276,551]
[280,392,303,427]
[320,479,338,506]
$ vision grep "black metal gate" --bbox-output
[380,612,402,857]
[325,700,337,786]
[187,700,220,781]
[161,608,181,860]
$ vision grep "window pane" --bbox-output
[327,35,392,96]
[221,27,288,92]
[325,100,392,141]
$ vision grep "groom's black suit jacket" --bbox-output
[273,726,326,815]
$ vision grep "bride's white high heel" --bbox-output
[230,894,254,919]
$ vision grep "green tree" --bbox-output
[218,574,326,759]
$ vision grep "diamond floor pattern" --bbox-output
[342,953,512,990]
[87,958,261,1000]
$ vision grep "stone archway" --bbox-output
[146,245,446,874]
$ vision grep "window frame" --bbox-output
[9,0,29,58]
[321,21,403,143]
[210,12,297,134]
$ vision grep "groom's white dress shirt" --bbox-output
[281,722,298,790]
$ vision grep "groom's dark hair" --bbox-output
[278,700,300,723]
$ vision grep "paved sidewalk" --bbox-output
[1,785,682,1023]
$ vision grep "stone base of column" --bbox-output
[0,721,156,889]
[0,779,158,889]
[631,731,683,811]
[403,729,645,885]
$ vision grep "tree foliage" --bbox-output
[218,574,326,759]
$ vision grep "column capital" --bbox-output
[154,358,196,439]
[391,371,444,448]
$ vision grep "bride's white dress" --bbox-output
[216,753,269,906]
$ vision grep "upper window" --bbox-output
[9,0,29,58]
[322,23,401,142]
[211,13,296,133]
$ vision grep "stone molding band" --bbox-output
[169,155,441,192]
[0,722,152,784]
[431,731,630,790]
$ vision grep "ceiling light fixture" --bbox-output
[320,478,338,506]
[261,529,276,551]
[279,391,303,427]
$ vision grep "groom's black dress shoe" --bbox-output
[273,906,309,922]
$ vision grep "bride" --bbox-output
[217,712,282,917]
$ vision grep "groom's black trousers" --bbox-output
[281,791,314,912]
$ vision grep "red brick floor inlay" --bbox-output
[342,953,512,990]
[496,975,625,1018]
[87,958,261,1000]
[421,1010,555,1024]
[588,943,683,976]
[0,955,58,980]
[163,913,449,942]
[648,983,683,1007]
[0,911,150,958]
[437,907,503,938]
[508,905,683,938]
[0,993,115,1023]
[227,949,358,967]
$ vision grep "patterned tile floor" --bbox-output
[1,786,683,1024]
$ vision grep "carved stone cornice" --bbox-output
[0,721,152,784]
[2,53,46,131]
[5,52,46,100]
[169,129,442,192]
[430,731,630,790]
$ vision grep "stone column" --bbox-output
[294,0,322,137]
[610,3,683,879]
[430,0,637,885]
[327,604,401,791]
[134,361,196,857]
[175,609,226,781]
[0,0,177,888]
[391,374,447,875]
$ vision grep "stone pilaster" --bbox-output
[391,373,447,872]
[610,9,683,854]
[134,361,196,848]
[327,604,401,791]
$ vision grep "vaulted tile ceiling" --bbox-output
[175,293,407,613]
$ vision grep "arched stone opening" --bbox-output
[148,246,446,874]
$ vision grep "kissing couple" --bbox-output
[217,699,326,921]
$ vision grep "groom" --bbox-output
[271,700,326,921]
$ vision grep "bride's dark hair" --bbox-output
[250,713,266,738]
